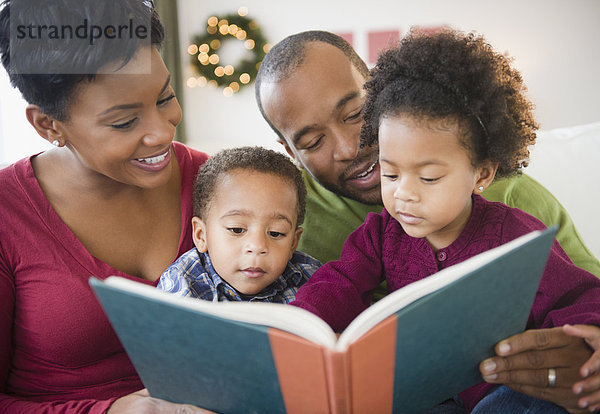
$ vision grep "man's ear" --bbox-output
[474,161,499,194]
[191,216,209,253]
[25,105,65,146]
[277,139,304,170]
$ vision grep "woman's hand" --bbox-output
[108,389,217,414]
[563,324,600,412]
[478,327,594,413]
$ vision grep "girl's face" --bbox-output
[192,170,303,296]
[379,114,495,251]
[52,46,182,189]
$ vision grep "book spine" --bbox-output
[324,349,352,414]
[347,315,396,413]
[268,328,331,413]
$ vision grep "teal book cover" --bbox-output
[90,227,557,414]
[90,281,291,413]
[386,226,556,411]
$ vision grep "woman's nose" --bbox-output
[142,101,181,146]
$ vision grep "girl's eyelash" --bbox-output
[421,177,441,183]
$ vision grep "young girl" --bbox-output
[290,29,600,413]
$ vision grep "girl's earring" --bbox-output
[478,186,484,192]
[52,140,60,147]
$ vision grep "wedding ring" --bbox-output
[548,368,557,388]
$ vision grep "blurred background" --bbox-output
[1,0,599,162]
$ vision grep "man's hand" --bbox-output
[563,324,600,412]
[478,327,595,413]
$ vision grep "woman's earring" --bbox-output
[52,140,60,147]
[478,186,484,192]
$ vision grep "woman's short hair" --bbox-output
[0,0,164,121]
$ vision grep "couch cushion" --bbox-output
[525,121,600,258]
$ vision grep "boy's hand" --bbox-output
[478,327,593,413]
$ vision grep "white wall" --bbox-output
[0,69,52,165]
[177,0,600,155]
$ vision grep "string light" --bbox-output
[189,9,268,94]
[198,53,209,65]
[214,66,225,77]
[207,16,218,27]
[239,73,250,84]
[187,44,198,55]
[187,77,198,88]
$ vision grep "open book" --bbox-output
[90,227,556,414]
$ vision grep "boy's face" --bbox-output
[192,170,303,296]
[378,115,496,251]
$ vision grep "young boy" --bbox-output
[158,146,321,303]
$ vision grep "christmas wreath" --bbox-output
[189,10,268,95]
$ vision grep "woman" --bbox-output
[0,0,211,412]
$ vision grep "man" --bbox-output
[255,30,600,412]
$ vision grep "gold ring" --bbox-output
[548,368,557,388]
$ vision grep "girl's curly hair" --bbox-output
[361,28,538,177]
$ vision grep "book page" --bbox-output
[101,277,339,348]
[335,230,541,351]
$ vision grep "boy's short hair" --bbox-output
[193,146,306,226]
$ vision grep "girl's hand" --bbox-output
[478,327,593,413]
[108,389,216,413]
[563,324,600,412]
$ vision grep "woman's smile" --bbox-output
[131,146,172,172]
